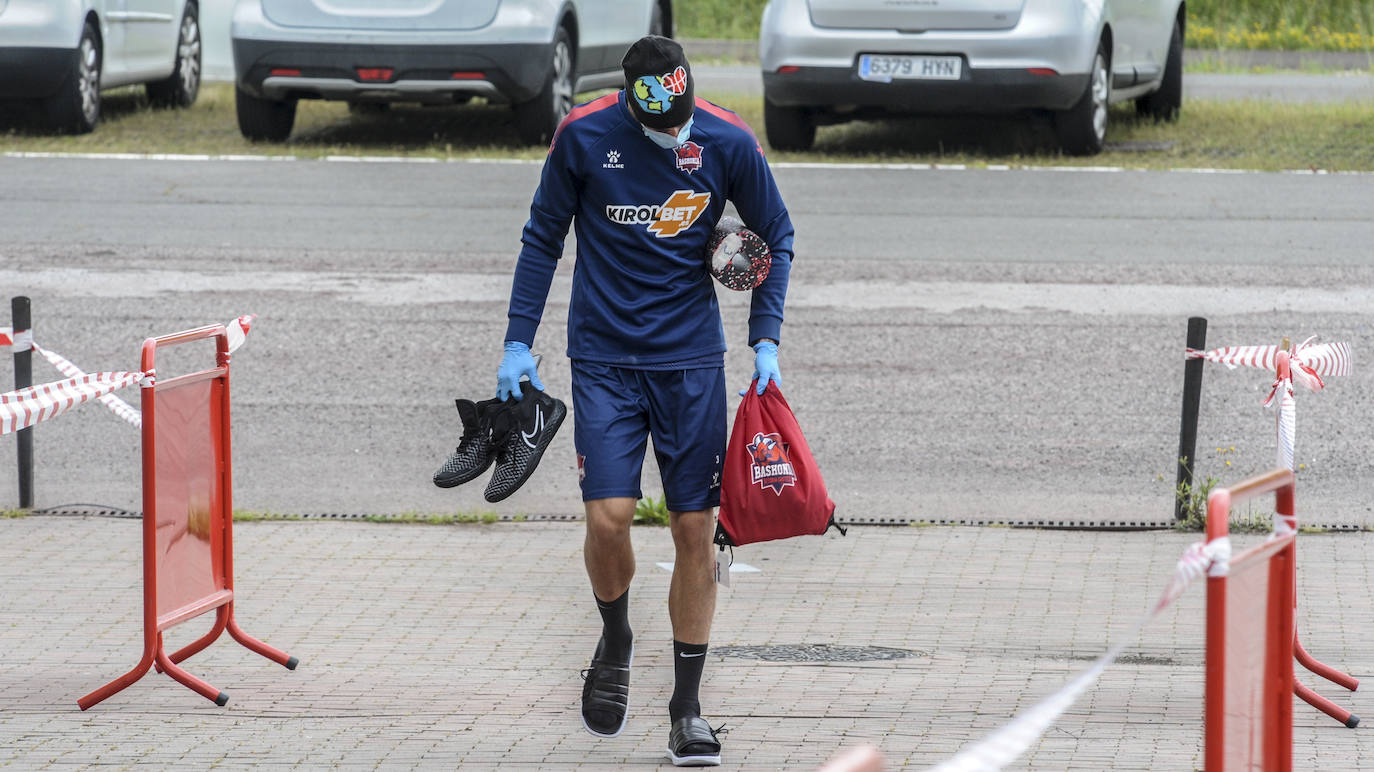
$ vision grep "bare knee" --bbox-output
[670,509,714,559]
[585,498,635,544]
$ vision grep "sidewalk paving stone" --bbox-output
[0,518,1369,769]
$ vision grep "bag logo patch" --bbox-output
[747,431,796,495]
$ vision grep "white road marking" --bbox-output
[4,268,1371,315]
[656,562,760,574]
[6,151,1374,176]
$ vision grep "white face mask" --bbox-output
[642,115,693,149]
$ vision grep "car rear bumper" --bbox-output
[0,46,74,99]
[231,38,553,103]
[764,66,1088,114]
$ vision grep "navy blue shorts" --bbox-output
[570,361,726,512]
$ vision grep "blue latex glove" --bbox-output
[496,341,543,401]
[740,340,780,396]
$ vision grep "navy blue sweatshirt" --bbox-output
[504,90,794,368]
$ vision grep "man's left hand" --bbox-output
[740,340,780,396]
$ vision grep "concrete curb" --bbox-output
[680,38,1374,70]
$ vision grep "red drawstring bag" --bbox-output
[715,380,843,547]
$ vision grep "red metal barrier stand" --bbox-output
[1273,352,1361,729]
[78,324,296,710]
[1204,469,1295,772]
[1293,599,1360,726]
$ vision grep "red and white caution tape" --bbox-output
[0,316,255,434]
[226,314,254,355]
[1185,337,1351,471]
[1273,375,1297,472]
[1,326,32,352]
[1185,338,1351,382]
[32,343,142,427]
[926,536,1231,772]
[1,371,145,435]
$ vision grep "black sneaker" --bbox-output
[484,381,566,503]
[433,397,508,489]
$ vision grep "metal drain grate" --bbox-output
[713,644,924,663]
[17,510,1371,532]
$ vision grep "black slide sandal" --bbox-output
[580,640,632,738]
[667,716,723,766]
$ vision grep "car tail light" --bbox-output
[356,68,394,81]
[1026,67,1058,76]
[451,72,485,80]
[269,68,301,77]
[777,65,801,74]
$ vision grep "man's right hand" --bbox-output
[497,341,544,401]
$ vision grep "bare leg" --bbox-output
[584,497,638,602]
[668,508,716,644]
[581,497,638,737]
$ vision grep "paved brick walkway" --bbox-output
[0,518,1369,769]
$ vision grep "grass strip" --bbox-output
[675,0,1374,51]
[1189,20,1374,51]
[5,84,1373,171]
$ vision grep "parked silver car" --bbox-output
[230,0,672,145]
[0,0,201,133]
[760,0,1184,155]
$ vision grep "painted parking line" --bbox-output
[5,150,1374,176]
[9,267,1373,315]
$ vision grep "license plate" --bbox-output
[858,54,962,82]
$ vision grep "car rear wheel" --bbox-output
[763,98,815,152]
[514,26,573,146]
[46,21,101,134]
[146,1,201,108]
[1137,20,1182,122]
[1054,44,1109,156]
[236,86,296,141]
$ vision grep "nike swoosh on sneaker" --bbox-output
[679,652,706,658]
[521,407,545,449]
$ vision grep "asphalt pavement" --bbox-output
[2,158,1372,527]
[2,48,1373,772]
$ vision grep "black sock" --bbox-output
[669,640,708,723]
[595,590,633,663]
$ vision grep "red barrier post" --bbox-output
[78,323,296,710]
[1204,468,1295,772]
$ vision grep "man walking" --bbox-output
[496,35,794,766]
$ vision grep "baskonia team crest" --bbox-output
[674,141,703,173]
[747,432,796,495]
[632,65,688,116]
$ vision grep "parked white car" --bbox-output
[760,0,1184,155]
[0,0,201,133]
[230,0,672,145]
